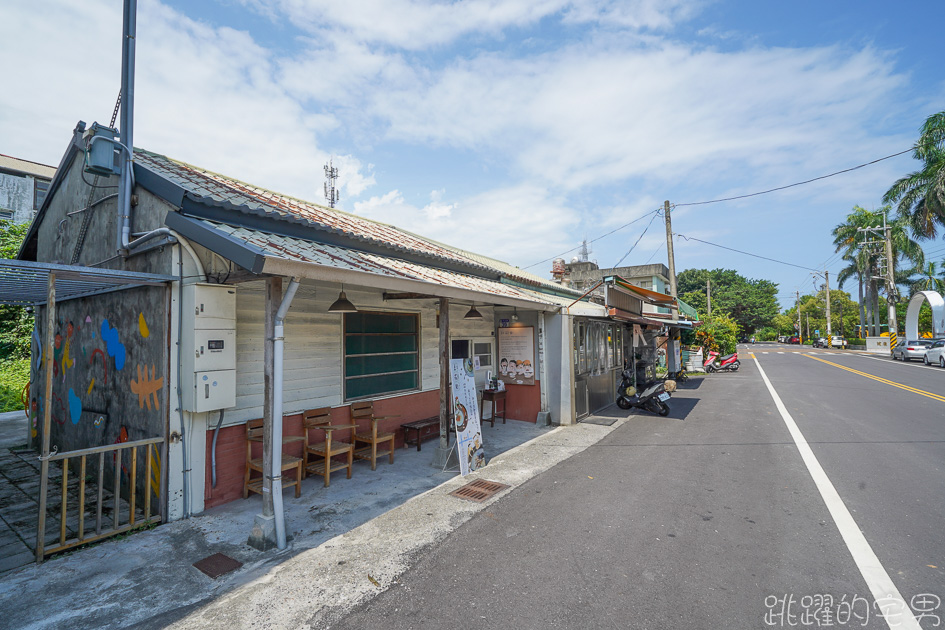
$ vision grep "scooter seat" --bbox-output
[720,353,737,361]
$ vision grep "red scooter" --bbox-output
[704,350,740,372]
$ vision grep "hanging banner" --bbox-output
[450,358,484,476]
[497,326,535,385]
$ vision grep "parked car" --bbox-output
[923,339,945,367]
[788,336,800,344]
[893,339,933,361]
[812,337,827,348]
[830,335,847,348]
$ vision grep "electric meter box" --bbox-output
[185,370,237,413]
[181,284,237,412]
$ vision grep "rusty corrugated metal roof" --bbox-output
[205,220,557,305]
[135,150,494,274]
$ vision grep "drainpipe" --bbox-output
[271,277,300,549]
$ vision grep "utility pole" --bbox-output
[796,290,802,342]
[825,270,831,347]
[706,279,711,316]
[664,200,677,297]
[858,219,899,354]
[806,312,810,341]
[884,224,899,352]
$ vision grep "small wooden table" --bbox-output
[401,417,441,451]
[480,389,507,427]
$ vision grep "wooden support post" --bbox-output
[438,298,449,449]
[35,271,55,563]
[78,455,86,541]
[262,277,281,518]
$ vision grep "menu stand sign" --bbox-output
[449,358,484,476]
[497,326,535,385]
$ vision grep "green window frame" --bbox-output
[344,311,420,400]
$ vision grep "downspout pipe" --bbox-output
[271,276,300,549]
[118,0,136,253]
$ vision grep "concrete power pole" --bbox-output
[664,200,677,297]
[825,270,832,347]
[706,279,711,316]
[884,225,899,352]
[796,290,802,342]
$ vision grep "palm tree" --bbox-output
[884,110,945,239]
[832,205,924,336]
[907,260,945,294]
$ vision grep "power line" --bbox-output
[521,207,661,270]
[675,233,818,271]
[674,147,914,208]
[612,210,662,269]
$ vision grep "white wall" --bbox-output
[222,280,496,427]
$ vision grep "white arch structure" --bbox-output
[905,290,945,340]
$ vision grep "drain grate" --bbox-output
[449,479,510,503]
[193,553,243,579]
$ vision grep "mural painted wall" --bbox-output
[31,285,168,512]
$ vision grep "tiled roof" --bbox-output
[204,220,557,306]
[135,150,493,274]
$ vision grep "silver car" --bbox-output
[893,339,933,361]
[923,339,945,367]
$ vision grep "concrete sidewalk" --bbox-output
[0,411,628,629]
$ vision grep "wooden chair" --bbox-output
[243,418,303,499]
[350,401,398,470]
[302,408,356,487]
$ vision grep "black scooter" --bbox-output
[615,368,672,416]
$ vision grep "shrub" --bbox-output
[0,358,30,413]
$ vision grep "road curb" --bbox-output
[169,418,628,629]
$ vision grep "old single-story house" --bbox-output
[13,121,684,554]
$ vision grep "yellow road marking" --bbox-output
[802,354,945,403]
[750,353,756,359]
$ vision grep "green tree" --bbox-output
[906,260,945,294]
[832,205,923,337]
[677,268,779,335]
[0,220,32,414]
[884,110,945,239]
[694,313,739,355]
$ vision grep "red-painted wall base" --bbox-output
[203,389,441,509]
[500,381,540,424]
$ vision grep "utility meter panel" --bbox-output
[181,284,237,412]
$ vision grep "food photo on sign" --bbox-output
[497,326,535,386]
[449,357,484,475]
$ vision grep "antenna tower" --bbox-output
[579,238,591,262]
[324,159,339,208]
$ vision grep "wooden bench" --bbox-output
[401,417,441,451]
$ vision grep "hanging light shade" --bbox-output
[328,289,358,313]
[464,304,483,319]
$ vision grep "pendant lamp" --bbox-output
[464,304,483,319]
[328,286,358,313]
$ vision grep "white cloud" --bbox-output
[353,184,578,267]
[242,0,694,49]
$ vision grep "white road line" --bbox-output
[828,353,945,373]
[762,352,769,354]
[777,351,784,354]
[752,356,920,630]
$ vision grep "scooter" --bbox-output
[615,368,672,416]
[704,350,740,372]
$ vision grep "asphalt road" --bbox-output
[331,344,945,629]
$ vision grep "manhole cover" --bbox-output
[449,479,510,503]
[193,553,243,579]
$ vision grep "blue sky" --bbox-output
[2,0,943,308]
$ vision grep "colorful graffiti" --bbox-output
[89,348,108,385]
[100,319,126,371]
[130,364,163,410]
[138,313,150,338]
[67,388,82,425]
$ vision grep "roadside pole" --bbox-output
[825,270,832,347]
[884,225,899,354]
[664,200,677,297]
[796,290,802,343]
[707,279,711,316]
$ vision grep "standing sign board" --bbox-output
[497,326,535,385]
[450,358,485,476]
